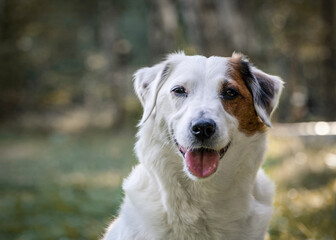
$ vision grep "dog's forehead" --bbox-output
[206,56,231,77]
[171,56,231,82]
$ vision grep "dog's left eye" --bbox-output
[171,86,187,96]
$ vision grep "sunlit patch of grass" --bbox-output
[60,170,123,188]
[267,134,336,240]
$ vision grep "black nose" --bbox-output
[191,119,216,141]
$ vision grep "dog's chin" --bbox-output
[175,140,231,180]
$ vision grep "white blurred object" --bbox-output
[272,121,336,137]
[325,153,336,169]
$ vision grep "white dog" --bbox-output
[102,52,283,240]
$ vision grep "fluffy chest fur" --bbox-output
[103,125,274,240]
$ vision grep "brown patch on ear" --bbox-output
[222,56,267,135]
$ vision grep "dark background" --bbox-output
[0,1,335,239]
[1,0,336,129]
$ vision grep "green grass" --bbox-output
[0,129,335,239]
[0,129,137,240]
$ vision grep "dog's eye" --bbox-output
[171,86,187,96]
[221,88,239,100]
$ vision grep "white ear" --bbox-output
[133,51,186,126]
[133,62,171,125]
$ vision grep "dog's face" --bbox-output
[134,53,283,180]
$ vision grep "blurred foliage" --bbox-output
[0,0,336,128]
[0,129,335,239]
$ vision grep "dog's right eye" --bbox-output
[171,86,187,97]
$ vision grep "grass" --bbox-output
[0,128,335,239]
[265,136,336,240]
[0,129,137,240]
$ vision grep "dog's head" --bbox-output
[134,52,283,180]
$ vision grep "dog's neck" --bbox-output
[131,122,268,230]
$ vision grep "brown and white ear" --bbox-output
[249,67,283,127]
[133,62,171,125]
[234,53,284,127]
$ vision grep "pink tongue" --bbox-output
[185,149,219,178]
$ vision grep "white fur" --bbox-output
[102,53,282,240]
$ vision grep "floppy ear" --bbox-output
[134,51,186,126]
[249,66,283,127]
[133,62,171,125]
[233,53,284,127]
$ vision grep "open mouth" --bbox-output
[175,141,231,178]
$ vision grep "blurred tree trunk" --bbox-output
[0,0,26,120]
[0,0,4,38]
[97,0,125,127]
[214,0,243,54]
[179,0,204,52]
[321,0,336,120]
[148,0,178,60]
